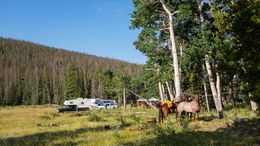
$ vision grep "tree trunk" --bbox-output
[216,69,224,118]
[117,90,121,107]
[205,58,223,118]
[123,88,126,109]
[160,0,182,101]
[179,41,184,80]
[199,1,223,118]
[35,68,39,104]
[202,64,210,112]
[166,81,174,101]
[162,84,167,100]
[228,83,235,108]
[250,100,258,116]
[158,82,164,102]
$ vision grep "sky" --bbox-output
[0,0,147,64]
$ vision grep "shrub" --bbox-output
[117,115,127,126]
[149,124,175,137]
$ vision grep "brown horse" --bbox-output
[158,101,177,123]
[176,95,200,123]
[158,96,189,123]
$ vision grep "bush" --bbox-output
[117,115,127,126]
[149,124,175,137]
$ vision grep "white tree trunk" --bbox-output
[166,81,174,101]
[216,69,223,113]
[216,71,223,117]
[250,100,258,116]
[205,58,223,118]
[179,41,184,80]
[160,0,182,100]
[202,64,210,112]
[180,42,183,57]
[162,84,166,100]
[158,82,164,102]
[123,88,126,109]
[199,1,223,117]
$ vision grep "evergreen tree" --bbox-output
[65,64,80,99]
[104,69,114,98]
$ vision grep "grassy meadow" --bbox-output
[0,104,259,146]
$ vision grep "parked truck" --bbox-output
[57,98,117,113]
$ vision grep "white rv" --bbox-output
[63,98,105,110]
[57,98,117,113]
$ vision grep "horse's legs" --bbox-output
[189,113,193,121]
[192,112,199,120]
[163,113,168,123]
[175,111,178,123]
[196,112,199,120]
[177,110,182,124]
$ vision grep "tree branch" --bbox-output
[171,11,179,16]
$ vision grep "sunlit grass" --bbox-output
[0,104,259,145]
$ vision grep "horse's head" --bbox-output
[194,95,199,101]
[167,102,173,108]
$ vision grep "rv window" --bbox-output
[81,102,84,105]
[70,102,73,104]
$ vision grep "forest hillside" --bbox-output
[0,37,142,105]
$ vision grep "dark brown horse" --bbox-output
[176,95,200,123]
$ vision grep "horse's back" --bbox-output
[177,101,198,113]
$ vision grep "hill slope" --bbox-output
[0,37,142,105]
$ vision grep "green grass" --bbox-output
[0,104,259,146]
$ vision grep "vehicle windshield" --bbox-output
[97,103,105,106]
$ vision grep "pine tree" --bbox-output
[65,64,80,99]
[104,69,114,98]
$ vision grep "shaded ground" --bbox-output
[1,118,259,146]
[121,118,260,146]
[0,127,87,146]
[0,123,134,146]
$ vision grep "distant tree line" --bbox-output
[0,38,143,105]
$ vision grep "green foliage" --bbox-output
[104,69,114,98]
[130,0,178,98]
[65,64,80,99]
[230,0,260,102]
[212,0,260,102]
[131,0,259,104]
[149,123,176,137]
[117,115,127,126]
